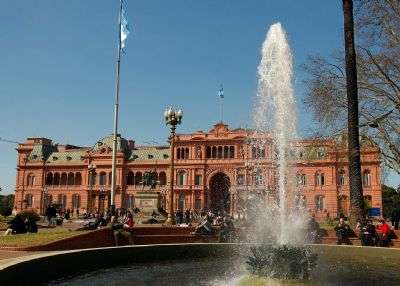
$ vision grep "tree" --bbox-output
[342,0,364,224]
[0,194,14,216]
[303,0,400,174]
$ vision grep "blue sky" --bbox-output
[0,1,398,194]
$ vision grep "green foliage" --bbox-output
[0,194,14,216]
[246,245,318,280]
[382,184,400,218]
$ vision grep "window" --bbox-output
[127,171,135,185]
[108,172,112,185]
[237,174,245,185]
[195,174,202,186]
[163,154,169,159]
[362,170,371,187]
[178,193,185,210]
[315,172,325,186]
[206,146,211,158]
[254,169,263,186]
[45,173,53,186]
[25,194,34,207]
[57,194,67,209]
[89,172,97,186]
[252,146,265,159]
[315,195,325,212]
[295,195,307,208]
[27,174,35,186]
[338,170,345,186]
[177,171,187,186]
[296,173,306,186]
[75,173,82,185]
[60,173,67,185]
[99,172,107,186]
[67,172,74,185]
[72,194,80,209]
[364,195,372,209]
[125,195,135,209]
[135,172,142,185]
[211,147,217,158]
[217,146,223,158]
[224,146,229,158]
[53,173,60,185]
[194,193,202,210]
[159,172,167,186]
[229,146,235,158]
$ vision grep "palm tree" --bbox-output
[342,0,364,224]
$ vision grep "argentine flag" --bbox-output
[120,6,130,50]
[218,86,224,99]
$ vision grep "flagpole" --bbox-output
[220,96,223,123]
[110,0,123,215]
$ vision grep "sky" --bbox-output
[0,1,398,194]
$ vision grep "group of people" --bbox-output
[192,210,237,242]
[3,213,38,236]
[174,209,193,225]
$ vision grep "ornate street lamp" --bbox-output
[164,107,183,225]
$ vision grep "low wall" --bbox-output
[1,243,400,285]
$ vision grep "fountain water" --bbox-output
[248,22,307,245]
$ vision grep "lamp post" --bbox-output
[88,164,96,213]
[164,107,183,225]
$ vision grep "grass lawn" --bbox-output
[0,228,87,248]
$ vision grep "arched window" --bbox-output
[25,194,34,207]
[211,147,217,158]
[315,172,325,186]
[338,170,345,186]
[178,193,186,210]
[99,172,107,186]
[60,173,67,185]
[223,146,229,158]
[296,173,306,186]
[177,170,187,186]
[45,173,53,186]
[362,170,371,187]
[206,146,211,158]
[135,172,142,185]
[315,195,325,212]
[72,194,80,209]
[75,173,82,185]
[229,146,235,158]
[67,172,74,185]
[53,173,60,185]
[127,171,135,185]
[254,169,263,186]
[27,174,35,186]
[177,148,181,159]
[185,148,189,159]
[159,172,167,186]
[217,146,223,158]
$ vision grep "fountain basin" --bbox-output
[1,244,400,285]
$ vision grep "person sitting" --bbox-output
[113,212,135,246]
[376,218,391,247]
[334,217,351,245]
[359,220,377,246]
[25,217,38,233]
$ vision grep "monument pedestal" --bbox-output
[135,192,160,214]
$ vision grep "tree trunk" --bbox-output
[342,0,365,224]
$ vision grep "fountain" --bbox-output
[248,22,307,246]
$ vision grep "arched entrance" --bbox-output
[209,172,231,213]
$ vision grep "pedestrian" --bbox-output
[391,208,400,230]
[376,219,391,247]
[185,209,191,225]
[334,217,351,245]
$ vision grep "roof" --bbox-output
[129,146,170,161]
[46,150,88,164]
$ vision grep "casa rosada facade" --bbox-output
[13,123,382,220]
